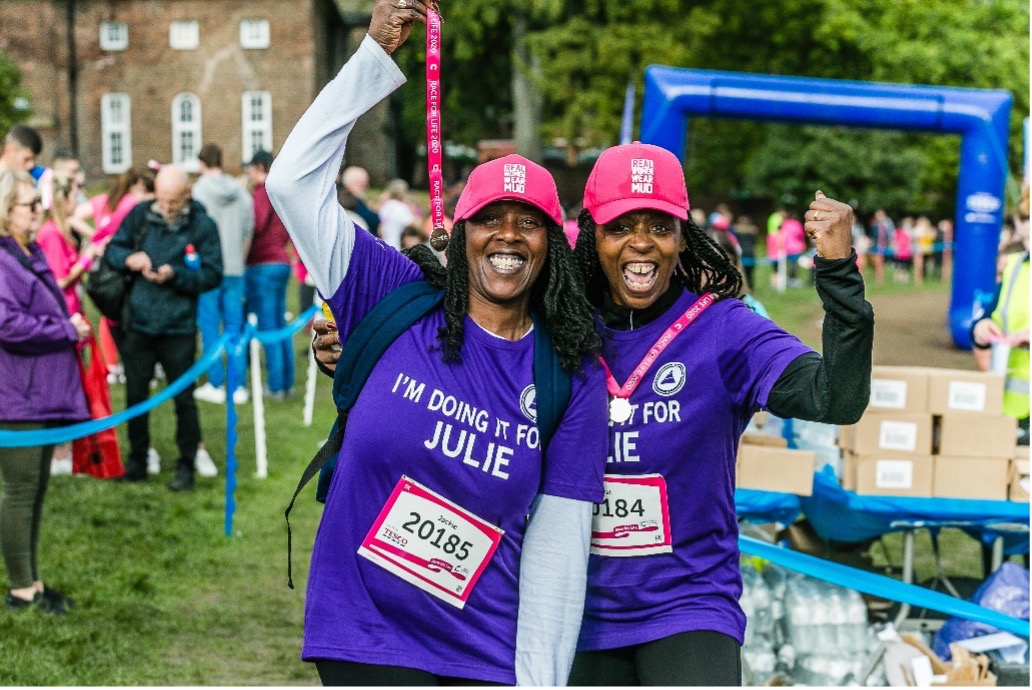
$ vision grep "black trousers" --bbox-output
[121,331,200,470]
[314,660,505,687]
[0,422,53,589]
[569,630,742,686]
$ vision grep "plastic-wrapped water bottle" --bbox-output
[845,590,870,652]
[184,243,201,271]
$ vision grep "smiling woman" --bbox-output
[568,143,875,686]
[263,0,607,686]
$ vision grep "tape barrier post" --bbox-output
[0,334,231,448]
[249,313,268,479]
[222,323,248,536]
[302,296,321,428]
[739,535,1031,638]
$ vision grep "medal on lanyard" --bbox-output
[425,3,449,252]
[599,293,717,424]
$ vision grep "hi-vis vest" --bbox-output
[991,252,1030,419]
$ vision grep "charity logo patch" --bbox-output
[504,164,526,194]
[653,362,686,397]
[519,384,537,422]
[630,158,654,194]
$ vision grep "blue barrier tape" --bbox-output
[0,333,231,448]
[0,305,316,449]
[252,305,319,345]
[739,242,954,267]
[740,535,1030,638]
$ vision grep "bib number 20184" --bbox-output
[590,474,672,557]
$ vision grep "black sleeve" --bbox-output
[766,250,874,424]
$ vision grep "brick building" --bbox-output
[0,0,399,182]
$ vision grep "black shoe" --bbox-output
[5,591,35,612]
[42,585,76,609]
[116,463,148,482]
[5,591,67,616]
[168,466,195,492]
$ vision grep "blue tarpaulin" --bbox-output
[801,466,1030,555]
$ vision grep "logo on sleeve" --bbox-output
[519,384,537,422]
[653,362,686,397]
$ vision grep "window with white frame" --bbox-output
[171,93,202,171]
[241,91,273,162]
[239,19,270,49]
[101,93,132,174]
[99,21,128,51]
[169,20,199,50]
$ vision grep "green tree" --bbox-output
[0,50,30,137]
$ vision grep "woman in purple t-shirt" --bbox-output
[567,143,874,685]
[266,2,607,685]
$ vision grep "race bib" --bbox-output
[358,476,504,609]
[590,474,672,557]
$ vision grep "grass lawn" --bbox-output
[0,266,1020,684]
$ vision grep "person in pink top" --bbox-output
[36,173,103,316]
[75,167,155,245]
[780,211,807,286]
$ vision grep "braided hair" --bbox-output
[571,209,742,308]
[403,220,601,372]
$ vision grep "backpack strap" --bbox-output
[531,311,572,453]
[285,280,443,588]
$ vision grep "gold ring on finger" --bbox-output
[814,210,821,221]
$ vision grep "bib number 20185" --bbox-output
[359,476,503,609]
[400,512,473,561]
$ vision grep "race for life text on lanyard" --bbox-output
[426,2,448,252]
[598,292,717,424]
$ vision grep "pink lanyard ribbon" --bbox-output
[598,293,717,401]
[426,5,444,233]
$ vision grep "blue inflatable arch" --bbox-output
[639,66,1013,349]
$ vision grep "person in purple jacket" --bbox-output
[265,1,607,685]
[567,143,873,685]
[0,169,90,615]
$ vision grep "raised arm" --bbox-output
[767,193,874,424]
[265,0,427,297]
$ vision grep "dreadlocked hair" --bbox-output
[402,220,601,372]
[572,209,742,306]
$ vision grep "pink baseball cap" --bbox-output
[582,142,690,225]
[453,154,563,226]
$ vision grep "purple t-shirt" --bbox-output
[304,230,607,683]
[578,289,812,651]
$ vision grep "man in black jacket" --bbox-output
[104,165,222,491]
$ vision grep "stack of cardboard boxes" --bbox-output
[839,366,1024,500]
[736,411,816,496]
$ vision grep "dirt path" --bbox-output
[867,289,974,369]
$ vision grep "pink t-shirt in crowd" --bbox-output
[90,193,143,245]
[35,220,82,315]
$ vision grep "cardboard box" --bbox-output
[841,452,857,490]
[933,456,1010,500]
[854,454,934,497]
[1009,459,1030,502]
[736,445,815,496]
[869,366,930,413]
[841,413,933,456]
[883,633,997,686]
[937,415,1017,458]
[740,431,788,448]
[926,368,1004,416]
